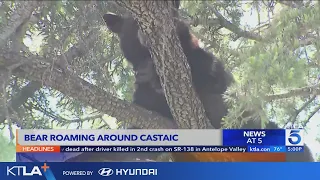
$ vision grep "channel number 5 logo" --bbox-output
[285,129,304,146]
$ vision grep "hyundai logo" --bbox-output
[98,168,114,176]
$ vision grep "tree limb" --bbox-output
[302,104,320,127]
[277,0,304,8]
[1,51,178,129]
[266,83,320,101]
[283,95,316,128]
[0,81,41,124]
[204,2,263,41]
[55,30,99,74]
[0,1,40,48]
[0,29,100,125]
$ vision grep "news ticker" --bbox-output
[16,129,305,153]
[17,145,304,153]
[1,162,319,180]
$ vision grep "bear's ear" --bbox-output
[103,13,124,33]
[173,0,180,9]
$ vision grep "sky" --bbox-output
[2,1,319,160]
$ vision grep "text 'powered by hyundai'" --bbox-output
[98,168,158,176]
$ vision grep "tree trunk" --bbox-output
[115,1,287,162]
[116,1,212,129]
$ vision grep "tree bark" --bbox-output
[116,1,212,129]
[0,1,40,48]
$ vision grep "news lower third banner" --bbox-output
[0,162,319,180]
[16,129,304,162]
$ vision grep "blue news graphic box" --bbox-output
[223,129,305,146]
[223,129,285,146]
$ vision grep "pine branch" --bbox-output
[0,30,99,125]
[283,95,316,128]
[0,81,41,124]
[277,0,304,8]
[266,83,320,101]
[204,2,263,41]
[1,51,178,129]
[302,105,320,127]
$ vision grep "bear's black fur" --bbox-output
[103,13,173,121]
[102,4,314,161]
[103,13,232,129]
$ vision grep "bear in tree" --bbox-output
[103,12,231,129]
[102,2,314,161]
[102,12,173,122]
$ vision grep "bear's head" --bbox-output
[103,13,150,69]
[104,13,161,88]
[103,0,182,69]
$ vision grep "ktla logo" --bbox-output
[7,163,50,176]
[98,168,114,176]
[285,129,304,146]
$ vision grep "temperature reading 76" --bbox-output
[273,146,283,152]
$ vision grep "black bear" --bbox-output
[102,13,173,122]
[103,13,231,129]
[102,5,314,161]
